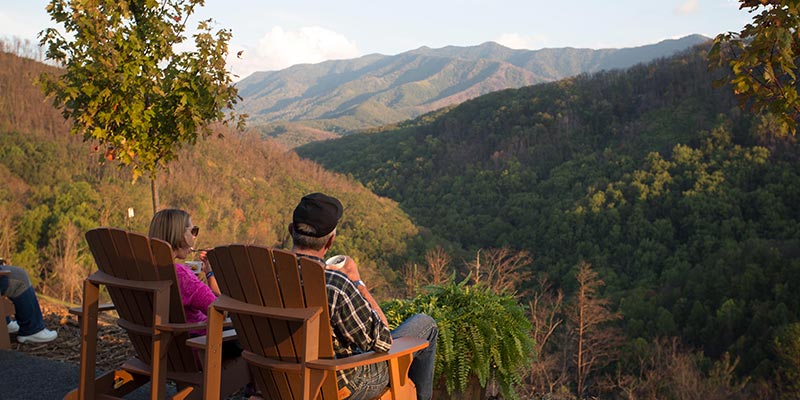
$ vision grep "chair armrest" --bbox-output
[114,318,207,336]
[156,321,208,332]
[306,336,429,371]
[185,329,239,349]
[68,303,115,317]
[155,316,233,333]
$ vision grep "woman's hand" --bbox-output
[198,250,221,296]
[199,251,212,274]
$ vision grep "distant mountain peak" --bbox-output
[236,35,711,147]
[477,41,509,49]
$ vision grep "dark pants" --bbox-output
[1,266,47,336]
[347,314,438,400]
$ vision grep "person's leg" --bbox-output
[2,266,54,340]
[11,286,46,336]
[344,363,389,400]
[390,314,438,400]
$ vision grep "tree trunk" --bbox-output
[151,174,160,214]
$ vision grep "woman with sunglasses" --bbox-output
[148,209,226,335]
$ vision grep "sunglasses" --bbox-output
[189,226,200,236]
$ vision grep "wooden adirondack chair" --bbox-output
[0,269,14,349]
[65,228,249,400]
[203,245,429,400]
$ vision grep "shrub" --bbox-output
[383,280,535,399]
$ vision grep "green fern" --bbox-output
[383,279,535,399]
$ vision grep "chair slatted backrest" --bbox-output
[209,245,339,400]
[84,227,199,374]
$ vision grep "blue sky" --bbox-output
[0,0,750,80]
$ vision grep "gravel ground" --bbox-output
[7,298,250,399]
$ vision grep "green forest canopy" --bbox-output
[297,45,800,379]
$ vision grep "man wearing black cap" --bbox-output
[290,192,437,400]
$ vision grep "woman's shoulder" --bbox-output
[174,263,197,281]
[174,262,191,273]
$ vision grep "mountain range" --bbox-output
[236,34,710,146]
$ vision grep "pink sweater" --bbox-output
[175,263,217,327]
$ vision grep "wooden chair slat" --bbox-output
[149,238,197,373]
[298,258,339,400]
[273,250,305,308]
[208,245,298,396]
[109,229,153,326]
[249,246,282,307]
[299,257,335,360]
[87,229,141,330]
[230,245,264,305]
[272,251,320,397]
[88,229,153,365]
[226,245,264,359]
[210,246,263,366]
[249,245,295,398]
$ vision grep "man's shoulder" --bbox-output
[325,269,351,288]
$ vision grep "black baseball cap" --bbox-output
[292,192,343,237]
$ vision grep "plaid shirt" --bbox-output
[297,254,392,391]
[324,267,392,391]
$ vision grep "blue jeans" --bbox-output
[1,266,46,336]
[347,314,438,400]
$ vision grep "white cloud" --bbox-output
[676,0,699,15]
[228,26,361,80]
[494,33,548,50]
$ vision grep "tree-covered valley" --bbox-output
[298,44,800,396]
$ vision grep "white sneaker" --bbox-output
[6,320,19,334]
[17,328,57,344]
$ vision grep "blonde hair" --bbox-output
[148,209,191,251]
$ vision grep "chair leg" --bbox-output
[386,354,418,400]
[202,304,225,400]
[78,280,100,398]
[0,319,9,350]
[0,296,13,350]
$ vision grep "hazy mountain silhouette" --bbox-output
[237,34,709,146]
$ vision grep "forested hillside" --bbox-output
[297,44,800,385]
[0,45,424,300]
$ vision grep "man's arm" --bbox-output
[329,257,392,351]
[354,281,388,326]
[335,256,388,325]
